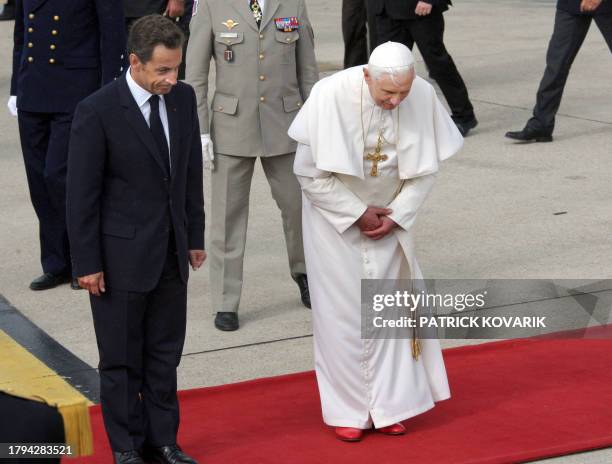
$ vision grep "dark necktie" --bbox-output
[249,0,262,27]
[148,95,170,175]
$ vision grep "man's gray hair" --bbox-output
[367,64,415,85]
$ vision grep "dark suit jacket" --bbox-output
[11,0,126,113]
[370,0,451,20]
[67,75,205,292]
[124,0,167,18]
[557,0,612,15]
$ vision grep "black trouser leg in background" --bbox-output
[528,9,591,133]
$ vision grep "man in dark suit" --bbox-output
[8,0,126,291]
[67,15,205,464]
[371,0,478,136]
[506,0,612,142]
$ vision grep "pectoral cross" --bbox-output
[364,139,388,177]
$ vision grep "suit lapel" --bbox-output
[231,0,259,32]
[260,0,280,31]
[118,75,168,176]
[164,91,180,179]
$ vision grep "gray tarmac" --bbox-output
[1,0,611,462]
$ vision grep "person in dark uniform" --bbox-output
[67,15,205,464]
[0,0,15,20]
[7,0,126,291]
[506,0,612,142]
[372,0,478,136]
[124,0,193,79]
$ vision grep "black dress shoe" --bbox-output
[293,274,311,309]
[71,278,83,290]
[29,272,71,291]
[505,127,553,143]
[455,117,478,137]
[0,4,15,21]
[214,311,239,331]
[113,450,145,464]
[148,445,198,464]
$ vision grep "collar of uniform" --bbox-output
[248,0,265,12]
[126,67,164,110]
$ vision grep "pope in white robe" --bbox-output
[288,42,464,441]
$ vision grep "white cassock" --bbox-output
[288,66,464,429]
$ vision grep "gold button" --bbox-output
[259,53,264,60]
[286,37,291,42]
[28,57,34,63]
[217,106,223,111]
[259,34,264,39]
[51,30,58,36]
[53,15,60,21]
[49,58,55,64]
[27,42,33,48]
[260,96,265,102]
[297,102,302,107]
[28,27,33,33]
[259,75,265,81]
[28,13,34,19]
[50,44,56,50]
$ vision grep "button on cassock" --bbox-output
[28,27,33,33]
[49,58,55,64]
[53,15,60,21]
[259,75,265,81]
[259,96,265,102]
[28,42,33,48]
[28,57,34,62]
[28,13,34,19]
[50,44,56,50]
[51,30,58,36]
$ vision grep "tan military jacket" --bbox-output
[186,0,319,156]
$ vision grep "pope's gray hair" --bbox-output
[367,64,415,85]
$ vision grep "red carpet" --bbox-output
[69,338,612,464]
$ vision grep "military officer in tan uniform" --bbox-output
[186,0,318,331]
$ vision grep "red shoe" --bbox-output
[376,423,406,435]
[335,427,364,442]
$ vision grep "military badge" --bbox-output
[274,17,299,32]
[222,19,239,30]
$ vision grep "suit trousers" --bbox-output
[342,0,369,68]
[90,236,187,452]
[17,110,72,275]
[210,153,306,313]
[527,9,612,134]
[375,10,475,122]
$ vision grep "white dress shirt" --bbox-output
[126,68,171,163]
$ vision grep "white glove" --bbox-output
[200,133,215,170]
[7,96,17,117]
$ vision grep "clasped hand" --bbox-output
[357,206,398,240]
